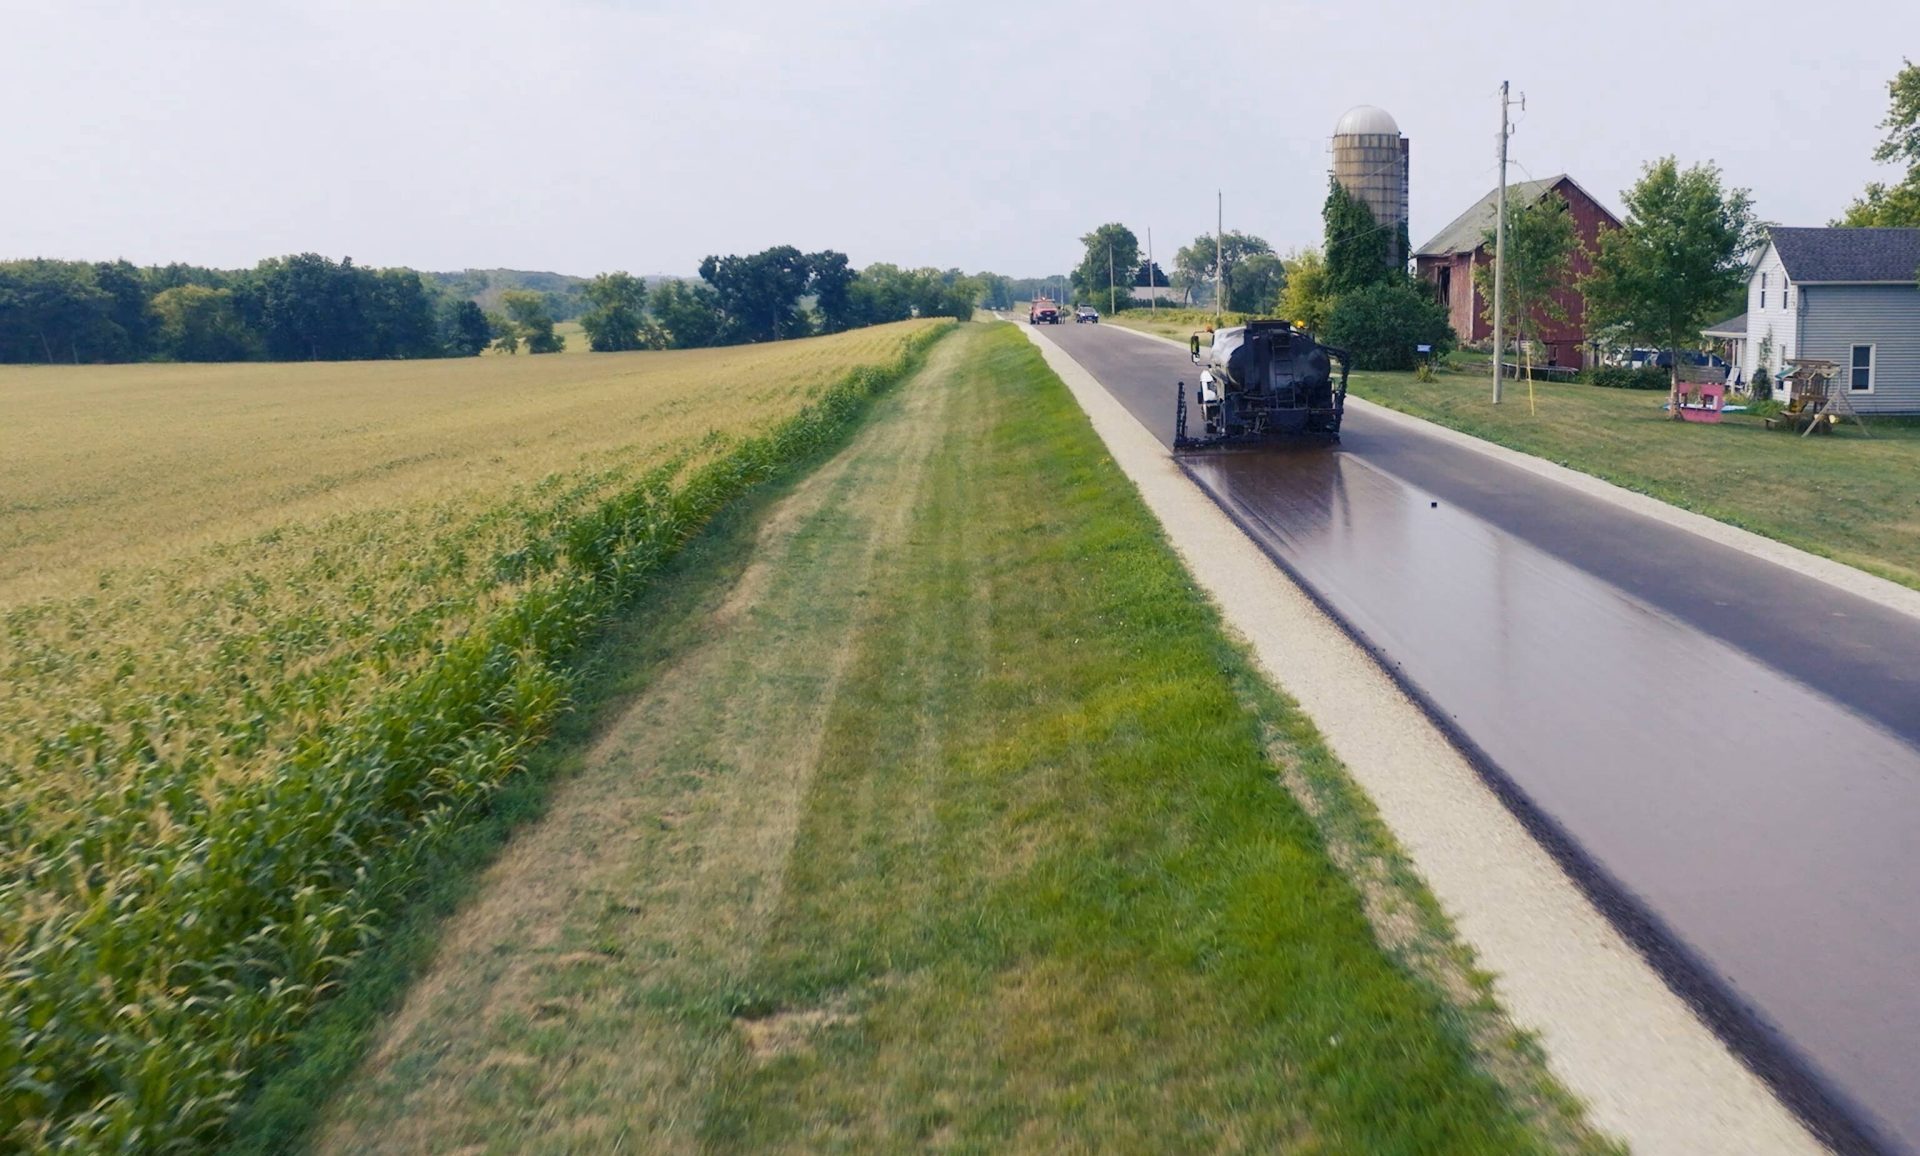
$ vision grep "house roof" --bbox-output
[1415,175,1617,257]
[1769,227,1920,283]
[1702,312,1747,338]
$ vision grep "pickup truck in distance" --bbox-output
[1029,298,1060,325]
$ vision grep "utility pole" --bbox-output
[1108,242,1116,315]
[1148,227,1156,316]
[1215,190,1224,323]
[1492,80,1519,404]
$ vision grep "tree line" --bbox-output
[0,255,493,365]
[1075,188,1452,370]
[0,248,988,365]
[633,250,981,352]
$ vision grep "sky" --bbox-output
[5,0,1916,279]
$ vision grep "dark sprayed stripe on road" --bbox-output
[1037,320,1920,1156]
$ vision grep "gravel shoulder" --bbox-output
[1021,320,1830,1156]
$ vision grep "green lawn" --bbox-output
[1351,369,1920,590]
[295,324,1611,1154]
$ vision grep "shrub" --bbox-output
[1582,365,1672,390]
[1322,279,1456,370]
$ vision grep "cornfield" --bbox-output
[0,320,950,1151]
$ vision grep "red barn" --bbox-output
[1414,174,1619,368]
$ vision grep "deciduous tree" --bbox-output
[1074,223,1139,311]
[808,250,858,333]
[1275,248,1333,333]
[502,289,564,353]
[151,285,257,361]
[973,271,1013,311]
[1170,231,1272,309]
[1836,59,1920,228]
[700,246,813,343]
[1232,252,1287,315]
[1471,190,1581,359]
[487,310,519,354]
[649,279,725,348]
[0,260,115,362]
[579,271,650,351]
[1324,280,1455,370]
[443,299,492,356]
[1582,157,1761,377]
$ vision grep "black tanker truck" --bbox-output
[1175,320,1350,449]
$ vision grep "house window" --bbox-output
[1783,279,1789,309]
[1760,272,1767,310]
[1850,344,1874,392]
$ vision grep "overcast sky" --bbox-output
[5,0,1915,278]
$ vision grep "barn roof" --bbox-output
[1414,174,1619,258]
[1769,227,1920,283]
[1415,176,1564,257]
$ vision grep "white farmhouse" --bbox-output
[1726,227,1920,413]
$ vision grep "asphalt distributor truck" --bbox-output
[1175,320,1350,449]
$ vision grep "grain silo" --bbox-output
[1331,105,1410,267]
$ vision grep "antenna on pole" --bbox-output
[1492,80,1516,404]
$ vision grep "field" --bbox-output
[1348,369,1920,590]
[298,324,1610,1153]
[550,319,591,352]
[1,328,939,601]
[0,320,947,1150]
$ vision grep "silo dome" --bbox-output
[1335,105,1400,136]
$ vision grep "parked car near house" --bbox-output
[1616,348,1726,370]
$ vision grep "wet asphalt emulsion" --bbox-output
[1036,320,1920,1156]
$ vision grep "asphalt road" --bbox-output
[1033,317,1920,1156]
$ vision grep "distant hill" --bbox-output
[426,269,691,322]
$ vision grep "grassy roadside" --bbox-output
[1348,369,1920,590]
[1106,307,1254,342]
[306,324,1613,1153]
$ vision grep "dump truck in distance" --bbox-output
[1176,321,1350,448]
[1029,297,1061,324]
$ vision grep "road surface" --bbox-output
[1035,318,1920,1156]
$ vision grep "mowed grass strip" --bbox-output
[1348,370,1920,590]
[318,323,1609,1153]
